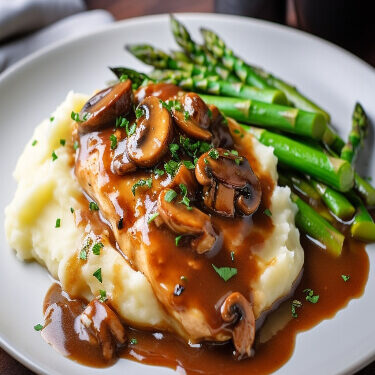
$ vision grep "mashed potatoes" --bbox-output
[5,92,303,332]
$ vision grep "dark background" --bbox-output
[1,0,374,374]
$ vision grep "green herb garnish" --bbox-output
[165,189,177,202]
[110,134,117,150]
[129,338,138,345]
[51,150,58,161]
[34,324,43,331]
[184,111,190,120]
[60,139,66,146]
[170,143,180,159]
[148,212,159,224]
[183,160,195,169]
[303,289,319,304]
[92,242,104,255]
[212,264,237,282]
[93,268,102,283]
[132,178,152,195]
[264,208,272,217]
[175,235,183,246]
[99,289,107,302]
[154,168,165,176]
[32,140,37,146]
[89,201,99,211]
[291,299,302,318]
[341,275,350,282]
[70,207,74,214]
[73,140,79,150]
[50,116,55,122]
[208,149,219,159]
[135,107,144,119]
[164,160,180,176]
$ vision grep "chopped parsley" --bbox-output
[183,160,195,169]
[51,150,58,161]
[291,299,302,318]
[71,111,82,122]
[31,140,37,146]
[126,122,137,136]
[70,207,74,214]
[230,150,239,156]
[55,218,61,228]
[135,107,144,119]
[341,274,350,282]
[175,235,183,246]
[170,143,180,159]
[160,99,183,112]
[115,116,129,129]
[230,251,235,262]
[73,140,79,150]
[50,116,55,122]
[148,212,159,224]
[212,264,237,282]
[92,242,104,255]
[132,178,152,195]
[179,184,191,209]
[154,168,165,176]
[89,201,99,211]
[80,237,93,261]
[165,189,177,202]
[208,148,219,159]
[110,134,118,150]
[179,135,211,159]
[264,208,272,217]
[60,139,66,146]
[303,289,319,304]
[34,324,43,331]
[129,338,138,345]
[79,249,87,260]
[99,289,107,302]
[184,110,190,121]
[93,268,102,283]
[164,160,180,176]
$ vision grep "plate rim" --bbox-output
[0,12,374,375]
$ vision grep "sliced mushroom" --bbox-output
[78,80,133,134]
[157,188,217,254]
[127,96,173,167]
[167,164,198,193]
[172,93,212,141]
[195,148,262,217]
[80,299,127,361]
[209,105,235,149]
[111,138,137,175]
[221,292,255,360]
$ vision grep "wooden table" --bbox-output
[1,0,374,373]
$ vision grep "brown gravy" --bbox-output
[42,235,368,373]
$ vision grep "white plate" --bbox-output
[0,13,374,375]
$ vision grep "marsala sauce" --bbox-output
[41,83,369,374]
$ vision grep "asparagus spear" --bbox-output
[340,102,369,163]
[291,193,344,256]
[170,14,218,66]
[347,191,375,242]
[245,125,354,192]
[200,28,273,90]
[170,50,192,63]
[126,44,235,81]
[354,174,375,207]
[310,179,355,220]
[150,69,287,104]
[201,28,331,122]
[201,94,327,140]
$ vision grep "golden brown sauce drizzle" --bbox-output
[40,83,370,374]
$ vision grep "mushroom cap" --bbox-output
[79,80,133,134]
[172,93,212,141]
[157,188,217,254]
[127,96,173,168]
[195,148,262,217]
[221,292,255,360]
